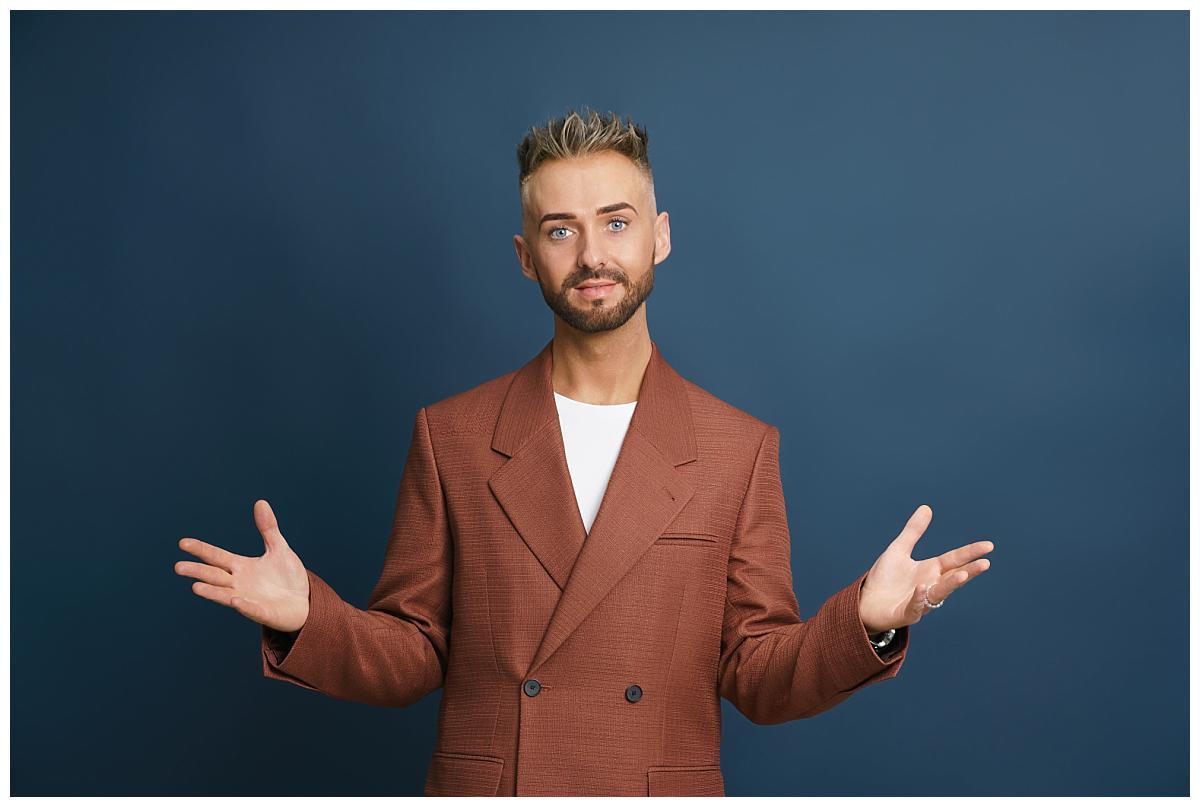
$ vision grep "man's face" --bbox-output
[513,151,671,334]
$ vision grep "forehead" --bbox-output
[525,151,647,216]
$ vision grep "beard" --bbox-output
[536,251,656,334]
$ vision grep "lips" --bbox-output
[575,281,619,300]
[575,281,617,289]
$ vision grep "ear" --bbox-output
[513,233,538,282]
[652,211,671,265]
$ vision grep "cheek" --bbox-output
[530,249,572,284]
[545,264,579,292]
[627,232,657,259]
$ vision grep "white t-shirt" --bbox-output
[553,391,637,535]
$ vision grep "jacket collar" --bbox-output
[488,337,698,674]
[490,337,697,464]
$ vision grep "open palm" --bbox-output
[174,499,310,633]
[858,504,994,634]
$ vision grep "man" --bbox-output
[174,107,994,797]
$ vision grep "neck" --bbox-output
[550,324,652,405]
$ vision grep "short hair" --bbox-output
[516,106,655,219]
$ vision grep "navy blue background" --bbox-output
[12,11,1186,796]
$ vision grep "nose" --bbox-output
[575,228,610,275]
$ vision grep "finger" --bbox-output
[934,539,995,571]
[229,593,271,625]
[190,582,270,625]
[924,559,989,606]
[189,580,239,608]
[253,499,289,553]
[927,574,958,605]
[907,581,942,619]
[178,537,245,574]
[943,557,991,590]
[892,504,933,555]
[917,577,956,613]
[174,560,234,587]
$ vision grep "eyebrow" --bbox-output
[539,202,638,227]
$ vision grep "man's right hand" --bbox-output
[175,499,310,633]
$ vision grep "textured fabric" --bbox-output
[552,390,637,534]
[261,337,910,796]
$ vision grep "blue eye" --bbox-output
[548,219,628,241]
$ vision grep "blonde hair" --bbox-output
[516,106,655,218]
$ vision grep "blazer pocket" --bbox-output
[654,532,719,546]
[647,764,725,796]
[424,751,505,797]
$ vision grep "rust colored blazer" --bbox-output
[260,337,909,796]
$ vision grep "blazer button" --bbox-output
[523,679,542,697]
[625,684,643,703]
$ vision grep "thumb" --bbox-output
[253,499,290,553]
[892,503,933,555]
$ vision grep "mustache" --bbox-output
[569,271,625,288]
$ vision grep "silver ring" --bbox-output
[921,584,943,611]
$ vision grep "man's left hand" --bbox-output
[858,504,993,634]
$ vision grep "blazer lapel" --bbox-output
[488,337,699,676]
[488,339,588,590]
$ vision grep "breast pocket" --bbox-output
[654,532,720,546]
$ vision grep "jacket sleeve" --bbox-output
[259,406,452,708]
[718,425,909,725]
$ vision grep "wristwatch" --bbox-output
[867,628,896,650]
